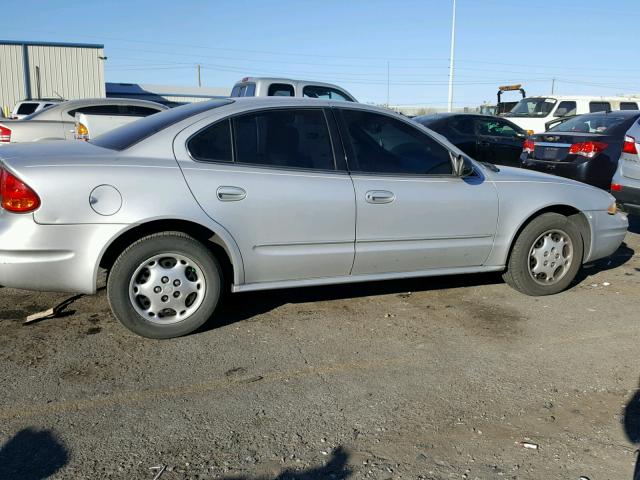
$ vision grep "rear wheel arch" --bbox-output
[506,205,591,265]
[97,219,242,289]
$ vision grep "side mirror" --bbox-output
[450,152,474,177]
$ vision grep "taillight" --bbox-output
[75,122,89,141]
[568,141,608,158]
[0,124,11,143]
[523,139,535,154]
[623,135,638,155]
[0,168,40,212]
[611,183,622,192]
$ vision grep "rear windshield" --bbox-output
[548,113,634,134]
[90,99,233,151]
[230,83,256,97]
[507,98,556,117]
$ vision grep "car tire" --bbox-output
[107,231,222,339]
[503,213,584,296]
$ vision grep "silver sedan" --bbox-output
[0,98,628,338]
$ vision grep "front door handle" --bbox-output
[217,186,246,202]
[365,190,395,204]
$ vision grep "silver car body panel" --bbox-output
[0,98,628,295]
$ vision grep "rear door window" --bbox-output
[476,118,519,137]
[188,119,233,162]
[340,109,453,175]
[303,85,352,101]
[16,103,39,115]
[449,116,475,135]
[267,83,295,97]
[554,101,577,117]
[232,109,334,170]
[589,101,611,113]
[620,102,638,110]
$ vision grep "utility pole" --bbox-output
[551,78,555,94]
[387,61,390,107]
[197,64,202,87]
[447,0,457,113]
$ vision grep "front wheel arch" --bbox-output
[505,205,591,267]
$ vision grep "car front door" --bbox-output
[475,117,526,167]
[336,108,499,275]
[174,107,356,286]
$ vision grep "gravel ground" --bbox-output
[1,218,639,480]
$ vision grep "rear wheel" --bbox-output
[503,213,583,296]
[107,232,222,338]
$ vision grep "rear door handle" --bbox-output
[217,186,246,202]
[365,190,395,204]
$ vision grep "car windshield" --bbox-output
[548,113,634,134]
[90,99,233,151]
[506,98,557,117]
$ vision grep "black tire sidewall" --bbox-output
[507,213,584,296]
[107,233,221,339]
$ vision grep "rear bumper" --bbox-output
[584,210,629,263]
[612,184,640,216]
[0,214,124,294]
[521,157,613,190]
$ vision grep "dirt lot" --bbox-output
[1,218,639,480]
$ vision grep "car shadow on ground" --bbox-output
[221,446,351,480]
[203,238,635,333]
[0,428,69,480]
[203,270,504,332]
[574,241,635,284]
[624,382,640,480]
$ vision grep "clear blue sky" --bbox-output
[2,0,639,107]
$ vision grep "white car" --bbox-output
[611,123,640,215]
[504,95,640,133]
[10,99,62,119]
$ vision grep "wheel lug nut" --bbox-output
[173,279,181,286]
[161,295,168,302]
[173,291,180,298]
[161,276,169,284]
[544,261,548,266]
[154,286,161,293]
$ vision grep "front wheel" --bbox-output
[107,232,222,338]
[503,213,584,296]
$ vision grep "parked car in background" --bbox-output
[611,124,640,215]
[0,98,627,338]
[231,77,356,102]
[0,98,167,144]
[10,99,63,119]
[505,95,640,133]
[520,110,640,190]
[74,106,167,141]
[414,113,527,167]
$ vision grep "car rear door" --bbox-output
[475,117,526,167]
[174,106,356,286]
[336,108,499,275]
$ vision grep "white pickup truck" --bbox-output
[0,98,167,144]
